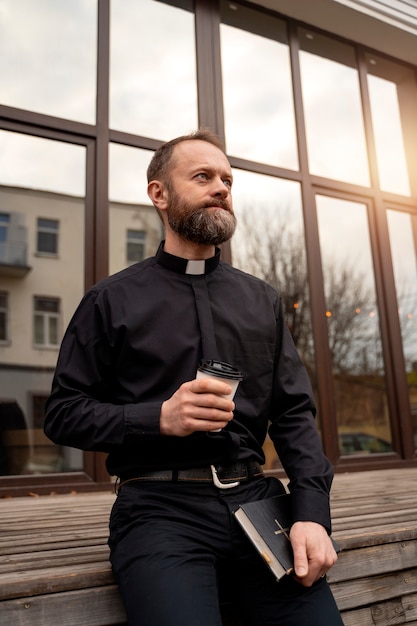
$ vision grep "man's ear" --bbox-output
[147,180,169,213]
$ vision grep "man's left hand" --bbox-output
[289,521,338,587]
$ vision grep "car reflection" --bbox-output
[339,432,393,455]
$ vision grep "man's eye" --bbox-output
[223,179,232,189]
[196,173,208,180]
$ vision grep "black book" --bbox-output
[234,493,339,582]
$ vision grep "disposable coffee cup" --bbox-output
[196,360,243,399]
[196,360,242,431]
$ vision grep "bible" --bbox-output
[234,493,339,582]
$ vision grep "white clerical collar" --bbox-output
[185,259,206,275]
[155,241,221,275]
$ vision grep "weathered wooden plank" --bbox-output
[0,587,242,626]
[330,468,417,491]
[332,507,417,527]
[0,517,109,536]
[0,563,115,601]
[0,586,126,626]
[329,540,417,583]
[341,592,417,626]
[0,545,109,575]
[0,529,109,555]
[0,498,113,513]
[0,511,110,525]
[333,524,417,550]
[369,595,417,625]
[1,490,114,506]
[333,491,417,503]
[0,499,113,514]
[332,568,417,611]
[0,499,114,519]
[331,509,417,533]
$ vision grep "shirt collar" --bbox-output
[155,241,221,275]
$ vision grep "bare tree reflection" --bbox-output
[233,207,397,454]
[395,284,417,373]
[234,207,311,351]
[233,207,380,374]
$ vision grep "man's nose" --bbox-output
[212,177,230,197]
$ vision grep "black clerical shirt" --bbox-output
[45,242,333,530]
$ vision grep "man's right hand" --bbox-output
[160,378,235,436]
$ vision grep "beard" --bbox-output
[166,188,237,246]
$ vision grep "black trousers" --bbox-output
[109,476,343,626]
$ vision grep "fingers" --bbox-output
[191,376,233,398]
[160,379,235,437]
[290,521,338,588]
[292,541,309,580]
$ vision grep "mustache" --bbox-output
[201,199,232,212]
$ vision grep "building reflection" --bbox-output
[0,184,161,475]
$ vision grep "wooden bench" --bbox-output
[1,467,417,626]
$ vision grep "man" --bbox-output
[45,130,343,626]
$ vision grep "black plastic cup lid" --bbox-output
[198,360,242,380]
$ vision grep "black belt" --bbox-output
[117,460,264,492]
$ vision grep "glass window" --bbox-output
[0,130,85,476]
[220,2,298,169]
[316,194,392,455]
[127,230,146,264]
[366,54,414,196]
[0,210,28,269]
[232,171,311,357]
[231,171,313,469]
[34,297,60,347]
[32,394,49,430]
[299,29,370,186]
[37,218,59,255]
[0,131,86,196]
[0,0,97,123]
[0,292,8,342]
[110,0,197,140]
[387,209,417,450]
[0,213,9,242]
[109,144,163,274]
[0,213,18,268]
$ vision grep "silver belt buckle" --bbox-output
[210,464,240,489]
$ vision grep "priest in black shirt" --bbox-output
[45,130,343,626]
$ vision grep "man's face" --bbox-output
[165,140,236,246]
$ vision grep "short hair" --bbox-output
[146,129,225,183]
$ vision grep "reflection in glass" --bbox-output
[299,29,370,186]
[0,0,97,123]
[220,3,298,169]
[367,55,412,196]
[37,219,59,256]
[109,144,163,275]
[0,131,85,197]
[231,171,314,468]
[34,297,60,347]
[0,131,85,475]
[387,209,417,450]
[316,195,392,455]
[110,0,197,140]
